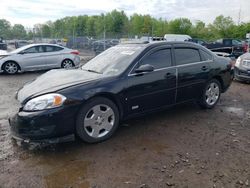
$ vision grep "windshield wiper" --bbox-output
[82,68,102,74]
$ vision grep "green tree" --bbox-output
[0,19,12,39]
[130,14,144,36]
[168,18,192,34]
[12,24,27,39]
[209,15,235,38]
[41,24,51,38]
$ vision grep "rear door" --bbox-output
[126,46,177,114]
[43,45,64,68]
[174,45,212,102]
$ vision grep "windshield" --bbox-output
[9,44,34,54]
[82,45,145,76]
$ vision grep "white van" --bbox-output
[164,34,191,42]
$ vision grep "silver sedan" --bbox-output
[0,43,81,74]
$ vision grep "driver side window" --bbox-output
[139,48,172,70]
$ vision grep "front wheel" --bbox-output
[199,79,221,109]
[76,97,120,143]
[3,62,19,74]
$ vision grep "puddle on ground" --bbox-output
[44,160,89,188]
[224,107,245,117]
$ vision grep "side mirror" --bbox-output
[135,64,154,73]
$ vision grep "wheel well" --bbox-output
[61,58,74,67]
[87,93,124,120]
[1,61,21,71]
[212,76,224,90]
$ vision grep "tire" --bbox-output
[199,79,221,109]
[76,97,120,143]
[3,61,19,74]
[61,59,74,69]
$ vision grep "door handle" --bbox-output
[201,66,208,71]
[164,72,172,78]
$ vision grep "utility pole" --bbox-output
[103,14,106,51]
[73,17,76,48]
[237,6,241,25]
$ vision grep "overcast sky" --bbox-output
[1,0,250,28]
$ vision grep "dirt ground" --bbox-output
[0,71,250,188]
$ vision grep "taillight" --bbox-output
[243,44,248,53]
[71,50,79,55]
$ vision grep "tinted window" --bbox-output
[140,49,172,69]
[82,45,145,76]
[200,50,213,61]
[224,39,232,46]
[216,39,223,44]
[23,46,43,53]
[175,48,201,65]
[232,40,242,45]
[45,45,63,52]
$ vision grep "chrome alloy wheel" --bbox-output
[62,60,73,68]
[84,104,115,138]
[4,62,18,74]
[205,82,220,106]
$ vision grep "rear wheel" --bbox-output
[61,59,74,69]
[76,97,119,143]
[199,79,221,109]
[3,61,19,74]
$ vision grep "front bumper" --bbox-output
[9,105,79,143]
[234,67,250,82]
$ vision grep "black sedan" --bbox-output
[9,42,232,144]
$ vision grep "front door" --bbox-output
[19,45,46,70]
[125,46,177,115]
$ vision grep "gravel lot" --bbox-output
[0,71,250,188]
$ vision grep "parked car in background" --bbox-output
[206,38,247,58]
[92,39,119,54]
[242,39,249,52]
[0,43,80,74]
[0,37,7,50]
[187,38,208,46]
[0,50,8,56]
[150,37,165,42]
[9,41,232,144]
[164,34,191,42]
[15,40,31,49]
[234,52,250,82]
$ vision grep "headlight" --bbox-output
[23,93,66,111]
[235,57,241,68]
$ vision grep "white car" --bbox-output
[0,50,7,56]
[0,43,81,74]
[164,34,191,42]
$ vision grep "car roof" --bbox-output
[26,43,64,48]
[119,41,204,48]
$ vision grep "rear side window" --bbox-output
[140,48,172,69]
[200,50,213,61]
[175,48,201,65]
[45,45,63,52]
[224,39,232,46]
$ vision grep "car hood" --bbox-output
[17,69,104,103]
[240,52,250,59]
